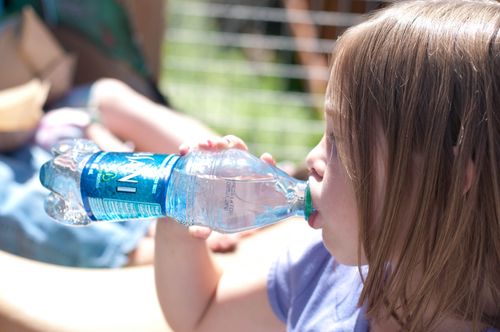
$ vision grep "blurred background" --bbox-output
[161,0,392,164]
[0,1,394,331]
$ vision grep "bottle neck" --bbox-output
[291,181,313,220]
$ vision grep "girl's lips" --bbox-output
[307,210,320,229]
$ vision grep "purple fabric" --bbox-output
[266,231,498,331]
[267,230,368,331]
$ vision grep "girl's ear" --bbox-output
[453,147,476,195]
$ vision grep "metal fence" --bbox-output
[161,0,391,163]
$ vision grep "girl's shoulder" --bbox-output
[268,229,368,331]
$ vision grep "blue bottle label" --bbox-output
[80,152,180,221]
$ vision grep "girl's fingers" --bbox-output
[198,138,215,149]
[178,143,191,155]
[260,152,276,166]
[179,137,215,155]
[222,135,248,150]
[205,232,240,253]
[212,135,248,150]
[179,135,248,155]
[188,225,212,240]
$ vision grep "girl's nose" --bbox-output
[306,143,326,180]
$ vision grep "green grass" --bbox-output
[160,1,323,163]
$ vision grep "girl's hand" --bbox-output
[180,135,275,165]
[179,134,248,155]
[179,135,276,244]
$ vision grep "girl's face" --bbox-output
[306,112,367,266]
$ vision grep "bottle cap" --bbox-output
[304,183,313,221]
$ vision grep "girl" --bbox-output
[154,1,500,331]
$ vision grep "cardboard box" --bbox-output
[0,79,49,152]
[0,79,49,132]
[0,7,75,102]
[0,20,33,90]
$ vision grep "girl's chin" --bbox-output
[322,236,367,266]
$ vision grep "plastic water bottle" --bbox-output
[39,139,313,233]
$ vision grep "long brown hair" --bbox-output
[327,1,500,330]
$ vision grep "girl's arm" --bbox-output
[154,218,284,332]
[154,136,284,332]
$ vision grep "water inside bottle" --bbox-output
[166,168,301,233]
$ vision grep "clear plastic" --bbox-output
[40,139,312,233]
[39,139,100,226]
